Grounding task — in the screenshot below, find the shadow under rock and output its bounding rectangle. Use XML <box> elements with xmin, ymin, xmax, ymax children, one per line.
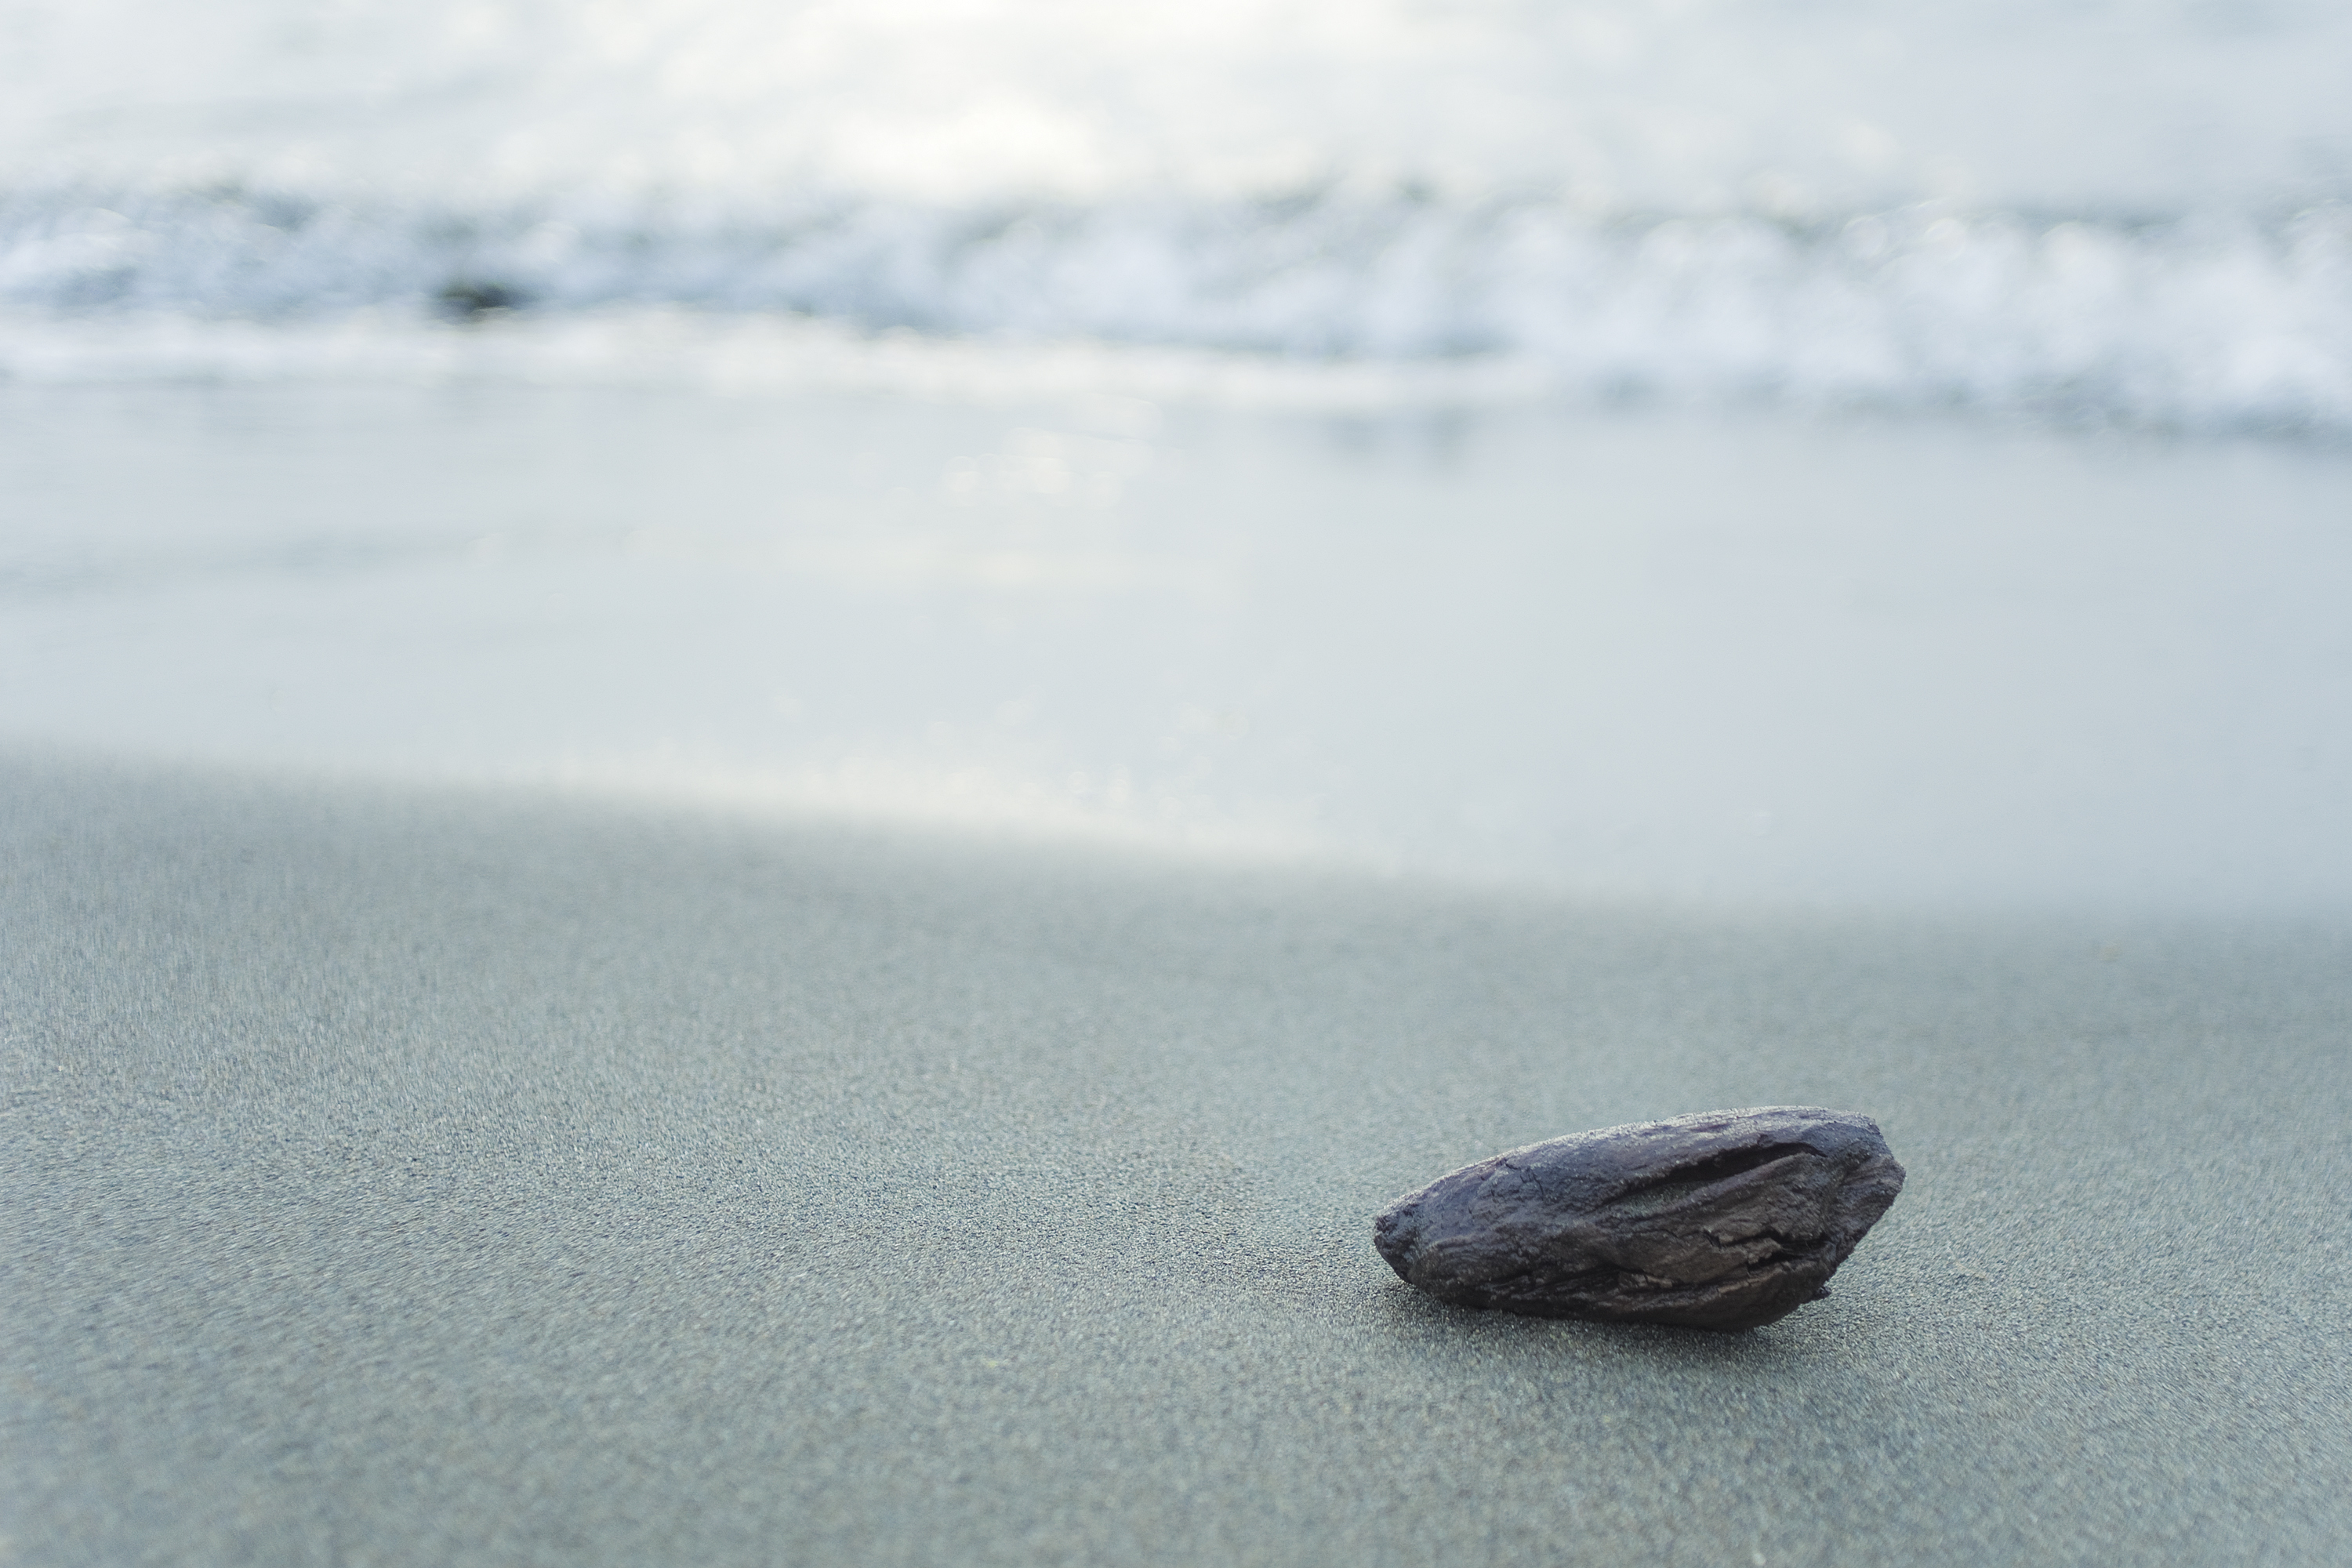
<box><xmin>1363</xmin><ymin>1275</ymin><xmax>1853</xmax><ymax>1370</ymax></box>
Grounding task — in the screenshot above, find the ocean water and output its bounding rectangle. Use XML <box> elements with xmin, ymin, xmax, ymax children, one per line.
<box><xmin>5</xmin><ymin>3</ymin><xmax>2352</xmax><ymax>909</ymax></box>
<box><xmin>5</xmin><ymin>0</ymin><xmax>2352</xmax><ymax>430</ymax></box>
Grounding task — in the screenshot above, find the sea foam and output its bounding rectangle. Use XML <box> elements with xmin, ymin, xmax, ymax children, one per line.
<box><xmin>5</xmin><ymin>0</ymin><xmax>2350</xmax><ymax>430</ymax></box>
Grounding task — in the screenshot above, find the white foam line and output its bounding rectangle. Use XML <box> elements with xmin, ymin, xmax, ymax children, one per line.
<box><xmin>0</xmin><ymin>307</ymin><xmax>1562</xmax><ymax>413</ymax></box>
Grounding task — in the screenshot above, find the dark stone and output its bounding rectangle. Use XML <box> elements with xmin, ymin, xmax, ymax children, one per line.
<box><xmin>437</xmin><ymin>281</ymin><xmax>529</xmax><ymax>318</ymax></box>
<box><xmin>1373</xmin><ymin>1106</ymin><xmax>1904</xmax><ymax>1331</ymax></box>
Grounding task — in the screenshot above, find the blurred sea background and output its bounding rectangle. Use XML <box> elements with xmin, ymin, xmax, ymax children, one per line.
<box><xmin>7</xmin><ymin>0</ymin><xmax>2352</xmax><ymax>419</ymax></box>
<box><xmin>5</xmin><ymin>0</ymin><xmax>2351</xmax><ymax>907</ymax></box>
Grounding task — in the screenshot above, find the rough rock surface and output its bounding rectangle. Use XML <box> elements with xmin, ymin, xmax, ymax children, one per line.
<box><xmin>1374</xmin><ymin>1106</ymin><xmax>1905</xmax><ymax>1330</ymax></box>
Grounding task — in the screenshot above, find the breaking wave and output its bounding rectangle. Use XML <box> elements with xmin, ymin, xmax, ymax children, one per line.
<box><xmin>7</xmin><ymin>186</ymin><xmax>2349</xmax><ymax>431</ymax></box>
<box><xmin>6</xmin><ymin>0</ymin><xmax>2351</xmax><ymax>429</ymax></box>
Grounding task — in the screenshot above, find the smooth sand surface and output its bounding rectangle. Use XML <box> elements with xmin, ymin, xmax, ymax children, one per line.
<box><xmin>13</xmin><ymin>383</ymin><xmax>2352</xmax><ymax>910</ymax></box>
<box><xmin>6</xmin><ymin>754</ymin><xmax>2349</xmax><ymax>1565</ymax></box>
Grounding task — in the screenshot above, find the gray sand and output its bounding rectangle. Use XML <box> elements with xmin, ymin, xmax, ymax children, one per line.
<box><xmin>5</xmin><ymin>754</ymin><xmax>2349</xmax><ymax>1566</ymax></box>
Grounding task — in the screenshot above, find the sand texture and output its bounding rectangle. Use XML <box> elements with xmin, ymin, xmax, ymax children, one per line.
<box><xmin>5</xmin><ymin>755</ymin><xmax>2349</xmax><ymax>1566</ymax></box>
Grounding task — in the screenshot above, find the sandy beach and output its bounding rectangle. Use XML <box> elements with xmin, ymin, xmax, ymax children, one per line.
<box><xmin>7</xmin><ymin>751</ymin><xmax>2347</xmax><ymax>1565</ymax></box>
<box><xmin>12</xmin><ymin>2</ymin><xmax>2352</xmax><ymax>1559</ymax></box>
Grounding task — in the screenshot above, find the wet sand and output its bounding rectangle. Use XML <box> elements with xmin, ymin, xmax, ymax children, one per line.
<box><xmin>5</xmin><ymin>753</ymin><xmax>2349</xmax><ymax>1565</ymax></box>
<box><xmin>11</xmin><ymin>381</ymin><xmax>2352</xmax><ymax>910</ymax></box>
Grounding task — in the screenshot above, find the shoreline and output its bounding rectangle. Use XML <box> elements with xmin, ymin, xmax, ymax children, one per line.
<box><xmin>11</xmin><ymin>384</ymin><xmax>2352</xmax><ymax>915</ymax></box>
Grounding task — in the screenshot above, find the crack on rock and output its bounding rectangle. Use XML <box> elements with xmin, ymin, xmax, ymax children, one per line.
<box><xmin>1613</xmin><ymin>1142</ymin><xmax>1823</xmax><ymax>1210</ymax></box>
<box><xmin>1730</xmin><ymin>1227</ymin><xmax>1821</xmax><ymax>1269</ymax></box>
